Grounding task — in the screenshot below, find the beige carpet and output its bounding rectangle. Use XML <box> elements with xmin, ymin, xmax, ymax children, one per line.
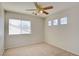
<box><xmin>4</xmin><ymin>43</ymin><xmax>76</xmax><ymax>56</ymax></box>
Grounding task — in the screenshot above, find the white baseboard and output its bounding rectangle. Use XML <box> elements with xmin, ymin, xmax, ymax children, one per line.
<box><xmin>45</xmin><ymin>41</ymin><xmax>78</xmax><ymax>56</ymax></box>
<box><xmin>5</xmin><ymin>41</ymin><xmax>44</xmax><ymax>50</ymax></box>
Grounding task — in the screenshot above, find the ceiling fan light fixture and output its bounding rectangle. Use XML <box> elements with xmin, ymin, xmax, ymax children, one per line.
<box><xmin>26</xmin><ymin>2</ymin><xmax>53</xmax><ymax>15</ymax></box>
<box><xmin>40</xmin><ymin>10</ymin><xmax>43</xmax><ymax>14</ymax></box>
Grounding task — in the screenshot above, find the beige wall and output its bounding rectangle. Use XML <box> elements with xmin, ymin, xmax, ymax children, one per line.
<box><xmin>45</xmin><ymin>7</ymin><xmax>79</xmax><ymax>55</ymax></box>
<box><xmin>0</xmin><ymin>3</ymin><xmax>4</xmax><ymax>55</ymax></box>
<box><xmin>5</xmin><ymin>11</ymin><xmax>44</xmax><ymax>49</ymax></box>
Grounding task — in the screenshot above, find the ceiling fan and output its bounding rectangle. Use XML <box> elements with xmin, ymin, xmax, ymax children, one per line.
<box><xmin>26</xmin><ymin>2</ymin><xmax>53</xmax><ymax>15</ymax></box>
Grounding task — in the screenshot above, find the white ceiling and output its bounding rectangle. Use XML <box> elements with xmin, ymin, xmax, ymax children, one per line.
<box><xmin>2</xmin><ymin>2</ymin><xmax>79</xmax><ymax>18</ymax></box>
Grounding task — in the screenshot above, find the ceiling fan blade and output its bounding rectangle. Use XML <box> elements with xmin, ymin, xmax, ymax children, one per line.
<box><xmin>34</xmin><ymin>2</ymin><xmax>39</xmax><ymax>8</ymax></box>
<box><xmin>43</xmin><ymin>6</ymin><xmax>53</xmax><ymax>10</ymax></box>
<box><xmin>26</xmin><ymin>9</ymin><xmax>36</xmax><ymax>11</ymax></box>
<box><xmin>43</xmin><ymin>11</ymin><xmax>49</xmax><ymax>15</ymax></box>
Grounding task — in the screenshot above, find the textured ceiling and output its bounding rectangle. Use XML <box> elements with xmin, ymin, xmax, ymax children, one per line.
<box><xmin>2</xmin><ymin>2</ymin><xmax>79</xmax><ymax>18</ymax></box>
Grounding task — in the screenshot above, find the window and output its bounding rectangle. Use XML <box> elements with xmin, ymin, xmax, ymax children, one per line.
<box><xmin>9</xmin><ymin>19</ymin><xmax>31</xmax><ymax>35</ymax></box>
<box><xmin>21</xmin><ymin>20</ymin><xmax>31</xmax><ymax>34</ymax></box>
<box><xmin>53</xmin><ymin>19</ymin><xmax>58</xmax><ymax>25</ymax></box>
<box><xmin>60</xmin><ymin>16</ymin><xmax>67</xmax><ymax>25</ymax></box>
<box><xmin>48</xmin><ymin>20</ymin><xmax>52</xmax><ymax>26</ymax></box>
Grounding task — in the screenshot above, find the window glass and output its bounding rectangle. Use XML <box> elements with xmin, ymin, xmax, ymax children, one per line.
<box><xmin>21</xmin><ymin>20</ymin><xmax>31</xmax><ymax>34</ymax></box>
<box><xmin>53</xmin><ymin>19</ymin><xmax>58</xmax><ymax>25</ymax></box>
<box><xmin>48</xmin><ymin>20</ymin><xmax>52</xmax><ymax>26</ymax></box>
<box><xmin>60</xmin><ymin>16</ymin><xmax>67</xmax><ymax>24</ymax></box>
<box><xmin>9</xmin><ymin>19</ymin><xmax>21</xmax><ymax>34</ymax></box>
<box><xmin>9</xmin><ymin>19</ymin><xmax>31</xmax><ymax>35</ymax></box>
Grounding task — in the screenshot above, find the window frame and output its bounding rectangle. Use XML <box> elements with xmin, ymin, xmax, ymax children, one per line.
<box><xmin>53</xmin><ymin>19</ymin><xmax>58</xmax><ymax>26</ymax></box>
<box><xmin>60</xmin><ymin>16</ymin><xmax>68</xmax><ymax>25</ymax></box>
<box><xmin>9</xmin><ymin>19</ymin><xmax>32</xmax><ymax>35</ymax></box>
<box><xmin>48</xmin><ymin>20</ymin><xmax>52</xmax><ymax>26</ymax></box>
